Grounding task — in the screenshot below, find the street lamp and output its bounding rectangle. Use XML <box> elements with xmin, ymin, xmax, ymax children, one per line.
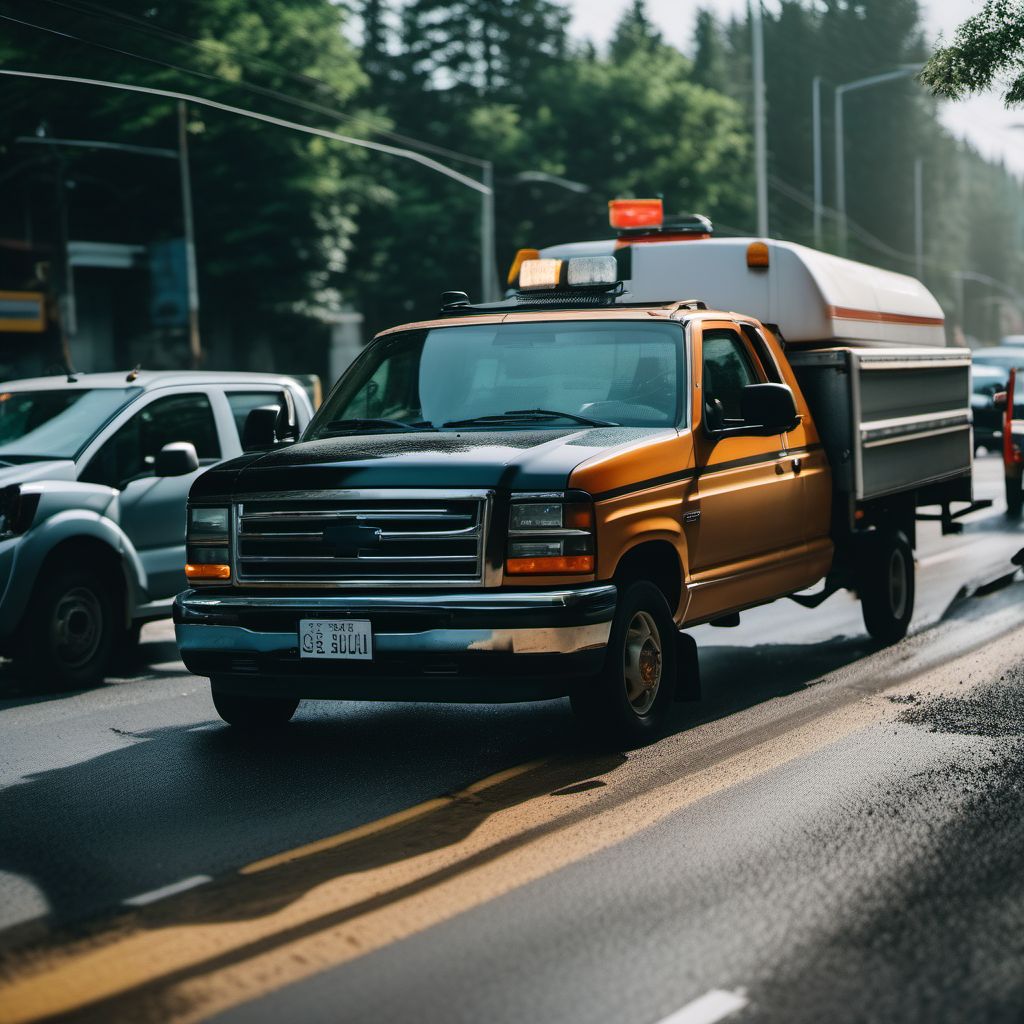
<box><xmin>512</xmin><ymin>170</ymin><xmax>590</xmax><ymax>194</ymax></box>
<box><xmin>0</xmin><ymin>69</ymin><xmax>502</xmax><ymax>305</ymax></box>
<box><xmin>833</xmin><ymin>65</ymin><xmax>923</xmax><ymax>255</ymax></box>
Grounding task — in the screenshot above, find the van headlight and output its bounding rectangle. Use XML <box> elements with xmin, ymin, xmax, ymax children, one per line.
<box><xmin>185</xmin><ymin>506</ymin><xmax>231</xmax><ymax>581</ymax></box>
<box><xmin>506</xmin><ymin>493</ymin><xmax>595</xmax><ymax>574</ymax></box>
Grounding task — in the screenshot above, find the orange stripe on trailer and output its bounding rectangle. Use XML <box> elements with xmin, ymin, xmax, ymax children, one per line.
<box><xmin>828</xmin><ymin>305</ymin><xmax>944</xmax><ymax>327</ymax></box>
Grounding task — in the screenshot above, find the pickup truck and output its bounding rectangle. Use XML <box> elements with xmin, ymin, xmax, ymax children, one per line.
<box><xmin>0</xmin><ymin>370</ymin><xmax>312</xmax><ymax>687</ymax></box>
<box><xmin>174</xmin><ymin>214</ymin><xmax>976</xmax><ymax>746</ymax></box>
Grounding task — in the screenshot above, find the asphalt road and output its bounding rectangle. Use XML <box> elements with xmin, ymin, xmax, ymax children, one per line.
<box><xmin>0</xmin><ymin>454</ymin><xmax>1022</xmax><ymax>1024</ymax></box>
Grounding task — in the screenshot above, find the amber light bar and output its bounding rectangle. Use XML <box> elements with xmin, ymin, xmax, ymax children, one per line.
<box><xmin>506</xmin><ymin>555</ymin><xmax>594</xmax><ymax>575</ymax></box>
<box><xmin>185</xmin><ymin>563</ymin><xmax>232</xmax><ymax>580</ymax></box>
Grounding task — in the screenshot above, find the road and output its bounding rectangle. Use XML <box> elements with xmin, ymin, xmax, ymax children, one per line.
<box><xmin>0</xmin><ymin>454</ymin><xmax>1021</xmax><ymax>1024</ymax></box>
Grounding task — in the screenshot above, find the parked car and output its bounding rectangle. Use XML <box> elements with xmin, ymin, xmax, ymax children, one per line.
<box><xmin>999</xmin><ymin>334</ymin><xmax>1024</xmax><ymax>346</ymax></box>
<box><xmin>0</xmin><ymin>371</ymin><xmax>313</xmax><ymax>687</ymax></box>
<box><xmin>971</xmin><ymin>363</ymin><xmax>1009</xmax><ymax>452</ymax></box>
<box><xmin>971</xmin><ymin>346</ymin><xmax>1024</xmax><ymax>374</ymax></box>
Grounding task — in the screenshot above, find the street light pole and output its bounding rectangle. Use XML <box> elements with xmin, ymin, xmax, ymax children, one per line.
<box><xmin>812</xmin><ymin>75</ymin><xmax>823</xmax><ymax>249</ymax></box>
<box><xmin>913</xmin><ymin>157</ymin><xmax>924</xmax><ymax>281</ymax></box>
<box><xmin>834</xmin><ymin>65</ymin><xmax>923</xmax><ymax>255</ymax></box>
<box><xmin>177</xmin><ymin>101</ymin><xmax>202</xmax><ymax>368</ymax></box>
<box><xmin>481</xmin><ymin>160</ymin><xmax>498</xmax><ymax>304</ymax></box>
<box><xmin>751</xmin><ymin>0</ymin><xmax>769</xmax><ymax>237</ymax></box>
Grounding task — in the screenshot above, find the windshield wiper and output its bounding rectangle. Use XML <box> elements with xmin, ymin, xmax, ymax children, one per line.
<box><xmin>321</xmin><ymin>418</ymin><xmax>435</xmax><ymax>435</ymax></box>
<box><xmin>443</xmin><ymin>408</ymin><xmax>618</xmax><ymax>428</ymax></box>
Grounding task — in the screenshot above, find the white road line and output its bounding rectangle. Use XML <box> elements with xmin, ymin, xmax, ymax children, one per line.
<box><xmin>655</xmin><ymin>989</ymin><xmax>749</xmax><ymax>1024</ymax></box>
<box><xmin>122</xmin><ymin>875</ymin><xmax>212</xmax><ymax>907</ymax></box>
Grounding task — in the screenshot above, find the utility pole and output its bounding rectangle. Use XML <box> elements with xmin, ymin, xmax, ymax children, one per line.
<box><xmin>177</xmin><ymin>101</ymin><xmax>202</xmax><ymax>368</ymax></box>
<box><xmin>480</xmin><ymin>161</ymin><xmax>498</xmax><ymax>303</ymax></box>
<box><xmin>751</xmin><ymin>0</ymin><xmax>769</xmax><ymax>237</ymax></box>
<box><xmin>913</xmin><ymin>157</ymin><xmax>924</xmax><ymax>282</ymax></box>
<box><xmin>812</xmin><ymin>75</ymin><xmax>823</xmax><ymax>249</ymax></box>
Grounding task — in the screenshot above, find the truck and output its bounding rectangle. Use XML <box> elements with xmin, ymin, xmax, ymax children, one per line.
<box><xmin>174</xmin><ymin>202</ymin><xmax>978</xmax><ymax>746</ymax></box>
<box><xmin>0</xmin><ymin>371</ymin><xmax>313</xmax><ymax>687</ymax></box>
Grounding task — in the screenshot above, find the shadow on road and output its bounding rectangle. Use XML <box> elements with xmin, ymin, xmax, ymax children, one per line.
<box><xmin>0</xmin><ymin>636</ymin><xmax>187</xmax><ymax>709</ymax></box>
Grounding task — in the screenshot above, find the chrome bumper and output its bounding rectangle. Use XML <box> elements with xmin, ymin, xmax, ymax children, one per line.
<box><xmin>174</xmin><ymin>585</ymin><xmax>616</xmax><ymax>660</ymax></box>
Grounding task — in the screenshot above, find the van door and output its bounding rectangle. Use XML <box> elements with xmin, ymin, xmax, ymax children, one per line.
<box><xmin>683</xmin><ymin>321</ymin><xmax>808</xmax><ymax>620</ymax></box>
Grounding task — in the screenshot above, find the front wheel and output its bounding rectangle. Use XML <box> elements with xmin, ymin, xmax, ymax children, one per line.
<box><xmin>571</xmin><ymin>581</ymin><xmax>677</xmax><ymax>749</ymax></box>
<box><xmin>16</xmin><ymin>568</ymin><xmax>116</xmax><ymax>688</ymax></box>
<box><xmin>1006</xmin><ymin>472</ymin><xmax>1023</xmax><ymax>518</ymax></box>
<box><xmin>859</xmin><ymin>529</ymin><xmax>914</xmax><ymax>645</ymax></box>
<box><xmin>211</xmin><ymin>687</ymin><xmax>299</xmax><ymax>729</ymax></box>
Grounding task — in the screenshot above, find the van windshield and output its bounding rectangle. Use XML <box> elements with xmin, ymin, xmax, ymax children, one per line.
<box><xmin>307</xmin><ymin>320</ymin><xmax>684</xmax><ymax>437</ymax></box>
<box><xmin>0</xmin><ymin>388</ymin><xmax>141</xmax><ymax>461</ymax></box>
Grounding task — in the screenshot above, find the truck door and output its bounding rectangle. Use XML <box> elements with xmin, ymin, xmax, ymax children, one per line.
<box><xmin>81</xmin><ymin>392</ymin><xmax>221</xmax><ymax>601</ymax></box>
<box><xmin>684</xmin><ymin>321</ymin><xmax>808</xmax><ymax>620</ymax></box>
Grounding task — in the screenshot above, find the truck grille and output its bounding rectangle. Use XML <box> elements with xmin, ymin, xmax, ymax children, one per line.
<box><xmin>234</xmin><ymin>491</ymin><xmax>490</xmax><ymax>586</ymax></box>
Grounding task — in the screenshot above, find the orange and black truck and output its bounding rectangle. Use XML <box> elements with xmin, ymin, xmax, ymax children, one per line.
<box><xmin>174</xmin><ymin>203</ymin><xmax>978</xmax><ymax>746</ymax></box>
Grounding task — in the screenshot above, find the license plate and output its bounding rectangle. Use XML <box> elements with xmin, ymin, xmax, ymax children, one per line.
<box><xmin>299</xmin><ymin>619</ymin><xmax>373</xmax><ymax>660</ymax></box>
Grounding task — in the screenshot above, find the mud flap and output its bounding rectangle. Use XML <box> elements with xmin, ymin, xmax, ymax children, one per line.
<box><xmin>674</xmin><ymin>631</ymin><xmax>701</xmax><ymax>701</ymax></box>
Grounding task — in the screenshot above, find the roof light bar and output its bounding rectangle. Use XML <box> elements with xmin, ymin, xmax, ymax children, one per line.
<box><xmin>566</xmin><ymin>255</ymin><xmax>617</xmax><ymax>288</ymax></box>
<box><xmin>518</xmin><ymin>258</ymin><xmax>564</xmax><ymax>291</ymax></box>
<box><xmin>609</xmin><ymin>198</ymin><xmax>663</xmax><ymax>230</ymax></box>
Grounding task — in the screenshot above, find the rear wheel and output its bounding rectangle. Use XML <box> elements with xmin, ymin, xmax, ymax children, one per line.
<box><xmin>571</xmin><ymin>581</ymin><xmax>677</xmax><ymax>748</ymax></box>
<box><xmin>1006</xmin><ymin>471</ymin><xmax>1022</xmax><ymax>518</ymax></box>
<box><xmin>859</xmin><ymin>529</ymin><xmax>914</xmax><ymax>645</ymax></box>
<box><xmin>16</xmin><ymin>567</ymin><xmax>116</xmax><ymax>688</ymax></box>
<box><xmin>211</xmin><ymin>687</ymin><xmax>299</xmax><ymax>729</ymax></box>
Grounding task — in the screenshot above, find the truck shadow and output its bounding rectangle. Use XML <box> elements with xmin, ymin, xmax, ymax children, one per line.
<box><xmin>0</xmin><ymin>635</ymin><xmax>187</xmax><ymax>708</ymax></box>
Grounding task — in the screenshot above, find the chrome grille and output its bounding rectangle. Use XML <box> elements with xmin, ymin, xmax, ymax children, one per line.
<box><xmin>234</xmin><ymin>491</ymin><xmax>489</xmax><ymax>586</ymax></box>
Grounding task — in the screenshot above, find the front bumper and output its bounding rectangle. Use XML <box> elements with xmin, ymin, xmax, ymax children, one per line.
<box><xmin>173</xmin><ymin>585</ymin><xmax>616</xmax><ymax>702</ymax></box>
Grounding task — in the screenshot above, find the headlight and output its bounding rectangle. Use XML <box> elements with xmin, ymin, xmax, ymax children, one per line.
<box><xmin>185</xmin><ymin>505</ymin><xmax>231</xmax><ymax>581</ymax></box>
<box><xmin>506</xmin><ymin>493</ymin><xmax>595</xmax><ymax>575</ymax></box>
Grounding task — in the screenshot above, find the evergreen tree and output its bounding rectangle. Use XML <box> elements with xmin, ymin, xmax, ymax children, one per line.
<box><xmin>610</xmin><ymin>0</ymin><xmax>664</xmax><ymax>63</ymax></box>
<box><xmin>692</xmin><ymin>10</ymin><xmax>729</xmax><ymax>94</ymax></box>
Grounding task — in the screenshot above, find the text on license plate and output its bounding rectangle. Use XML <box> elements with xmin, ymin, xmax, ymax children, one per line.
<box><xmin>299</xmin><ymin>619</ymin><xmax>373</xmax><ymax>660</ymax></box>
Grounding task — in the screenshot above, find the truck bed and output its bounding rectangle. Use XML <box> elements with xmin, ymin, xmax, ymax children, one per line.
<box><xmin>787</xmin><ymin>346</ymin><xmax>973</xmax><ymax>503</ymax></box>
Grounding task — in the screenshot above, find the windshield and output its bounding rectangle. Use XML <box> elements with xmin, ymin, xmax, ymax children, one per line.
<box><xmin>972</xmin><ymin>351</ymin><xmax>1024</xmax><ymax>373</ymax></box>
<box><xmin>0</xmin><ymin>387</ymin><xmax>142</xmax><ymax>461</ymax></box>
<box><xmin>306</xmin><ymin>320</ymin><xmax>684</xmax><ymax>438</ymax></box>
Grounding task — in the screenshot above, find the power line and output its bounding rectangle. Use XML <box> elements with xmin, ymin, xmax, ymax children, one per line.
<box><xmin>0</xmin><ymin>68</ymin><xmax>491</xmax><ymax>195</ymax></box>
<box><xmin>28</xmin><ymin>0</ymin><xmax>492</xmax><ymax>169</ymax></box>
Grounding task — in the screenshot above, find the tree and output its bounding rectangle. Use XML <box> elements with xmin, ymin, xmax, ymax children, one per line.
<box><xmin>921</xmin><ymin>0</ymin><xmax>1024</xmax><ymax>106</ymax></box>
<box><xmin>610</xmin><ymin>1</ymin><xmax>664</xmax><ymax>64</ymax></box>
<box><xmin>692</xmin><ymin>9</ymin><xmax>729</xmax><ymax>94</ymax></box>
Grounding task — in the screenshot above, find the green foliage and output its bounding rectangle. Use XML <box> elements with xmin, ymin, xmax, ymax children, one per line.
<box><xmin>921</xmin><ymin>0</ymin><xmax>1024</xmax><ymax>106</ymax></box>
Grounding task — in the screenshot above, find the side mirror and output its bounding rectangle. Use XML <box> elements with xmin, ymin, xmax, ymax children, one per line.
<box><xmin>242</xmin><ymin>405</ymin><xmax>284</xmax><ymax>451</ymax></box>
<box><xmin>740</xmin><ymin>383</ymin><xmax>800</xmax><ymax>434</ymax></box>
<box><xmin>154</xmin><ymin>441</ymin><xmax>199</xmax><ymax>477</ymax></box>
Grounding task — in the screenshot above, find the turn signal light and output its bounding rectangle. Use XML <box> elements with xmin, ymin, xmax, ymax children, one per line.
<box><xmin>506</xmin><ymin>555</ymin><xmax>594</xmax><ymax>575</ymax></box>
<box><xmin>746</xmin><ymin>241</ymin><xmax>770</xmax><ymax>268</ymax></box>
<box><xmin>185</xmin><ymin>563</ymin><xmax>231</xmax><ymax>580</ymax></box>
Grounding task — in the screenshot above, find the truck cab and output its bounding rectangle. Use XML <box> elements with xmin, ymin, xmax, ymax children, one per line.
<box><xmin>175</xmin><ymin>218</ymin><xmax>974</xmax><ymax>746</ymax></box>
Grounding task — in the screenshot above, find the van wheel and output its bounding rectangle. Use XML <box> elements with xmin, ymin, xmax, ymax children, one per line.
<box><xmin>571</xmin><ymin>581</ymin><xmax>676</xmax><ymax>748</ymax></box>
<box><xmin>1006</xmin><ymin>472</ymin><xmax>1022</xmax><ymax>518</ymax></box>
<box><xmin>17</xmin><ymin>568</ymin><xmax>116</xmax><ymax>689</ymax></box>
<box><xmin>859</xmin><ymin>529</ymin><xmax>914</xmax><ymax>645</ymax></box>
<box><xmin>212</xmin><ymin>687</ymin><xmax>299</xmax><ymax>729</ymax></box>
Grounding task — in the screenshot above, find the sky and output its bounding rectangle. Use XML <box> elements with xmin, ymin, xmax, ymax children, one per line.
<box><xmin>565</xmin><ymin>0</ymin><xmax>1024</xmax><ymax>175</ymax></box>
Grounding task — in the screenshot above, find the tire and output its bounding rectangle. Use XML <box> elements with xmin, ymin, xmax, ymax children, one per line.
<box><xmin>212</xmin><ymin>687</ymin><xmax>299</xmax><ymax>729</ymax></box>
<box><xmin>571</xmin><ymin>581</ymin><xmax>677</xmax><ymax>748</ymax></box>
<box><xmin>16</xmin><ymin>567</ymin><xmax>116</xmax><ymax>689</ymax></box>
<box><xmin>859</xmin><ymin>529</ymin><xmax>914</xmax><ymax>645</ymax></box>
<box><xmin>1006</xmin><ymin>473</ymin><xmax>1023</xmax><ymax>519</ymax></box>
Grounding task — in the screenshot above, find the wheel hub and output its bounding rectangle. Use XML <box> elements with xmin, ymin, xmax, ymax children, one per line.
<box><xmin>623</xmin><ymin>610</ymin><xmax>663</xmax><ymax>716</ymax></box>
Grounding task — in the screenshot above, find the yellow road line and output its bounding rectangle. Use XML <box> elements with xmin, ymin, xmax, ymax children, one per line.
<box><xmin>241</xmin><ymin>759</ymin><xmax>546</xmax><ymax>875</ymax></box>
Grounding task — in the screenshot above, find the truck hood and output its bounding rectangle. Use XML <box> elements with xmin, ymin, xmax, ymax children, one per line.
<box><xmin>191</xmin><ymin>427</ymin><xmax>676</xmax><ymax>498</ymax></box>
<box><xmin>0</xmin><ymin>459</ymin><xmax>78</xmax><ymax>488</ymax></box>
